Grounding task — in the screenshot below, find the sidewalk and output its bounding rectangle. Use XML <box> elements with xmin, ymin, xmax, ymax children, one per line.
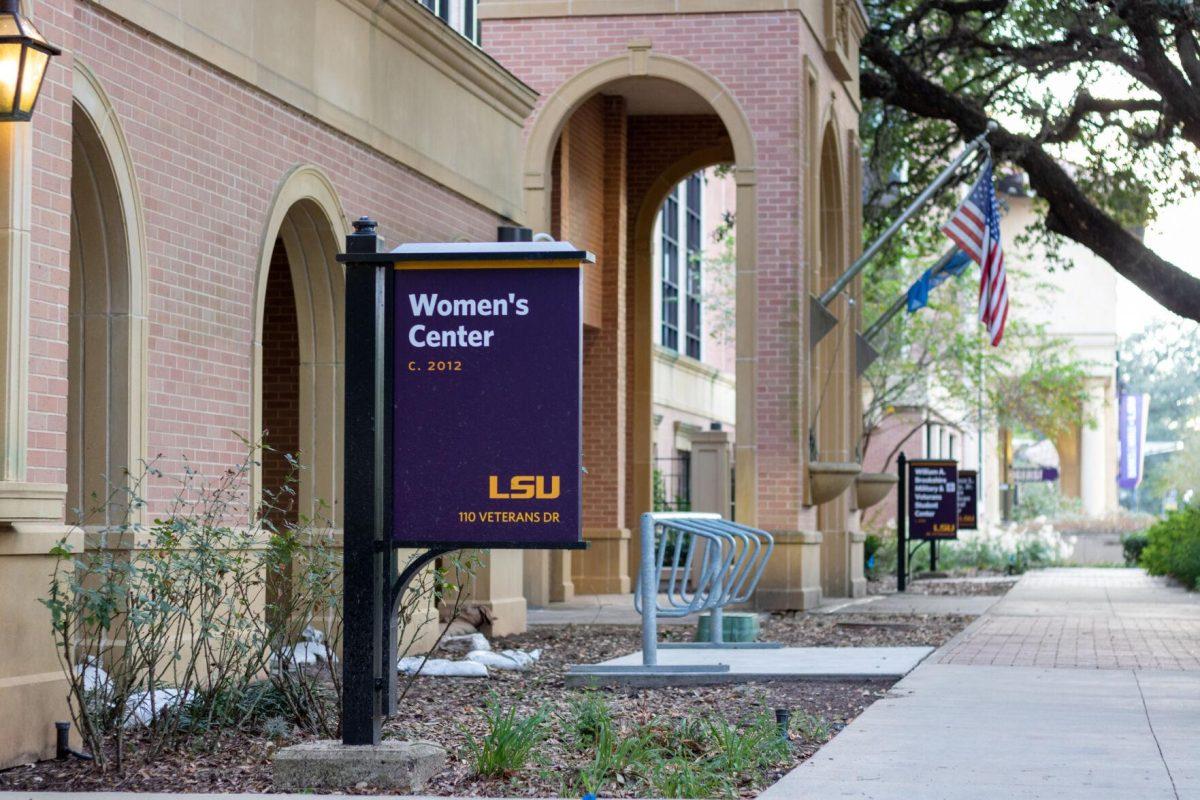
<box><xmin>761</xmin><ymin>568</ymin><xmax>1200</xmax><ymax>799</ymax></box>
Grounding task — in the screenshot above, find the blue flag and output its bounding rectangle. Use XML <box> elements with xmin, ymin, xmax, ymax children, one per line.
<box><xmin>906</xmin><ymin>249</ymin><xmax>971</xmax><ymax>313</ymax></box>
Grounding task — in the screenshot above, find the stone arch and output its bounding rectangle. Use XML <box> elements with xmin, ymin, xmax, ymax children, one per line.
<box><xmin>251</xmin><ymin>165</ymin><xmax>347</xmax><ymax>523</ymax></box>
<box><xmin>67</xmin><ymin>62</ymin><xmax>149</xmax><ymax>527</ymax></box>
<box><xmin>812</xmin><ymin>118</ymin><xmax>850</xmax><ymax>461</ymax></box>
<box><xmin>630</xmin><ymin>145</ymin><xmax>734</xmax><ymax>522</ymax></box>
<box><xmin>524</xmin><ymin>51</ymin><xmax>760</xmax><ymax>526</ymax></box>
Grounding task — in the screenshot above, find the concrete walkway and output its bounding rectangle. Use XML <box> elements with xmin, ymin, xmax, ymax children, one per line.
<box><xmin>762</xmin><ymin>568</ymin><xmax>1200</xmax><ymax>799</ymax></box>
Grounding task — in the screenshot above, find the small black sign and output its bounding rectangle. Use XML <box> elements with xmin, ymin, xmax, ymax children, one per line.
<box><xmin>957</xmin><ymin>470</ymin><xmax>978</xmax><ymax>530</ymax></box>
<box><xmin>908</xmin><ymin>459</ymin><xmax>958</xmax><ymax>540</ymax></box>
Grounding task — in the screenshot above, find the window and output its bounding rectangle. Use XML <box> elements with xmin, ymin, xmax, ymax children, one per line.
<box><xmin>684</xmin><ymin>174</ymin><xmax>703</xmax><ymax>359</ymax></box>
<box><xmin>660</xmin><ymin>187</ymin><xmax>680</xmax><ymax>352</ymax></box>
<box><xmin>657</xmin><ymin>172</ymin><xmax>706</xmax><ymax>357</ymax></box>
<box><xmin>416</xmin><ymin>0</ymin><xmax>480</xmax><ymax>46</ymax></box>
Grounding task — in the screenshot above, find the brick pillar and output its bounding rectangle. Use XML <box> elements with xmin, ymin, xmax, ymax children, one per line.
<box><xmin>573</xmin><ymin>95</ymin><xmax>630</xmax><ymax>594</ymax></box>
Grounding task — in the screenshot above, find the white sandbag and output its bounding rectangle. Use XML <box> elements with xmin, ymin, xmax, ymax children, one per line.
<box><xmin>466</xmin><ymin>648</ymin><xmax>541</xmax><ymax>671</ymax></box>
<box><xmin>74</xmin><ymin>659</ymin><xmax>111</xmax><ymax>694</ymax></box>
<box><xmin>442</xmin><ymin>632</ymin><xmax>491</xmax><ymax>653</ymax></box>
<box><xmin>124</xmin><ymin>687</ymin><xmax>191</xmax><ymax>728</ymax></box>
<box><xmin>300</xmin><ymin>625</ymin><xmax>326</xmax><ymax>644</ymax></box>
<box><xmin>279</xmin><ymin>640</ymin><xmax>335</xmax><ymax>666</ymax></box>
<box><xmin>397</xmin><ymin>656</ymin><xmax>488</xmax><ymax>678</ymax></box>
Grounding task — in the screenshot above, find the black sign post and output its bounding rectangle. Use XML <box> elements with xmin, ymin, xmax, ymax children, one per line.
<box><xmin>338</xmin><ymin>221</ymin><xmax>592</xmax><ymax>746</ymax></box>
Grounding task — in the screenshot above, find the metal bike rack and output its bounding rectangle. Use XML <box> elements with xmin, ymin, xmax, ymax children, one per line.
<box><xmin>568</xmin><ymin>511</ymin><xmax>779</xmax><ymax>682</ymax></box>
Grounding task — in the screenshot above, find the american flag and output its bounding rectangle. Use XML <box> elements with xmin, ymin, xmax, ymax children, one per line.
<box><xmin>942</xmin><ymin>160</ymin><xmax>1008</xmax><ymax>346</ymax></box>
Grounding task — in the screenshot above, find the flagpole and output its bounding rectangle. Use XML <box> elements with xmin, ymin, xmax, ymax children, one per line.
<box><xmin>862</xmin><ymin>247</ymin><xmax>961</xmax><ymax>342</ymax></box>
<box><xmin>818</xmin><ymin>122</ymin><xmax>997</xmax><ymax>306</ymax></box>
<box><xmin>977</xmin><ymin>329</ymin><xmax>985</xmax><ymax>525</ymax></box>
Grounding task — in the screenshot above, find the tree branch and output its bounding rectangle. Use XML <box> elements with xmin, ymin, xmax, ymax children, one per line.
<box><xmin>862</xmin><ymin>35</ymin><xmax>1200</xmax><ymax>323</ymax></box>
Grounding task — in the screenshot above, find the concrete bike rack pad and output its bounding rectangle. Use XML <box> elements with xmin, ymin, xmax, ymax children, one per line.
<box><xmin>566</xmin><ymin>645</ymin><xmax>934</xmax><ymax>688</ymax></box>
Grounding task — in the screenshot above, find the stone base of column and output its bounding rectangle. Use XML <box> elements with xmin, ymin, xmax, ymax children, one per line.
<box><xmin>549</xmin><ymin>549</ymin><xmax>575</xmax><ymax>602</ymax></box>
<box><xmin>519</xmin><ymin>549</ymin><xmax>575</xmax><ymax>607</ymax></box>
<box><xmin>466</xmin><ymin>549</ymin><xmax>527</xmax><ymax>636</ymax></box>
<box><xmin>573</xmin><ymin>528</ymin><xmax>631</xmax><ymax>595</ymax></box>
<box><xmin>821</xmin><ymin>529</ymin><xmax>867</xmax><ymax>599</ymax></box>
<box><xmin>0</xmin><ymin>521</ymin><xmax>81</xmax><ymax>770</ymax></box>
<box><xmin>753</xmin><ymin>530</ymin><xmax>823</xmax><ymax>611</ymax></box>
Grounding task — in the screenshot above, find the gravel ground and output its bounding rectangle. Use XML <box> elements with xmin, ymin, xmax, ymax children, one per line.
<box><xmin>0</xmin><ymin>615</ymin><xmax>978</xmax><ymax>797</ymax></box>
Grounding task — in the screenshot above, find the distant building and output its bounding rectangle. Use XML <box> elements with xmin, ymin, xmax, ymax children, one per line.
<box><xmin>860</xmin><ymin>175</ymin><xmax>1120</xmax><ymax>529</ymax></box>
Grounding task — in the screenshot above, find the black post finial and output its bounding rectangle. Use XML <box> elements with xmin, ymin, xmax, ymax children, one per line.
<box><xmin>347</xmin><ymin>216</ymin><xmax>381</xmax><ymax>256</ymax></box>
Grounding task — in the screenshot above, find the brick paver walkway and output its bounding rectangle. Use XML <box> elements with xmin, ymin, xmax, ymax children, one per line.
<box><xmin>937</xmin><ymin>568</ymin><xmax>1200</xmax><ymax>670</ymax></box>
<box><xmin>762</xmin><ymin>568</ymin><xmax>1200</xmax><ymax>799</ymax></box>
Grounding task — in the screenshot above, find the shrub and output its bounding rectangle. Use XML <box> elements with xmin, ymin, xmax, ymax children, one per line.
<box><xmin>467</xmin><ymin>696</ymin><xmax>548</xmax><ymax>777</ymax></box>
<box><xmin>40</xmin><ymin>441</ymin><xmax>477</xmax><ymax>767</ymax></box>
<box><xmin>1140</xmin><ymin>506</ymin><xmax>1200</xmax><ymax>589</ymax></box>
<box><xmin>1122</xmin><ymin>532</ymin><xmax>1150</xmax><ymax>566</ymax></box>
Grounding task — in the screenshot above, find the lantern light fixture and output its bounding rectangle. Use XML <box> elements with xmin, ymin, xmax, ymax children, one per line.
<box><xmin>0</xmin><ymin>0</ymin><xmax>60</xmax><ymax>122</ymax></box>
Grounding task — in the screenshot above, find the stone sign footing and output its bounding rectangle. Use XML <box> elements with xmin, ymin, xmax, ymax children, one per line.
<box><xmin>272</xmin><ymin>739</ymin><xmax>445</xmax><ymax>791</ymax></box>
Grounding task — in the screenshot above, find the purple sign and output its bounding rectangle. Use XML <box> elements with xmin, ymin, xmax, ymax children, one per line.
<box><xmin>1118</xmin><ymin>393</ymin><xmax>1150</xmax><ymax>491</ymax></box>
<box><xmin>391</xmin><ymin>263</ymin><xmax>582</xmax><ymax>548</ymax></box>
<box><xmin>908</xmin><ymin>459</ymin><xmax>959</xmax><ymax>540</ymax></box>
<box><xmin>957</xmin><ymin>470</ymin><xmax>978</xmax><ymax>530</ymax></box>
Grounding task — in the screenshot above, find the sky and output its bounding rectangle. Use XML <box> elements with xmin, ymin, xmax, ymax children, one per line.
<box><xmin>1117</xmin><ymin>197</ymin><xmax>1199</xmax><ymax>498</ymax></box>
<box><xmin>1116</xmin><ymin>194</ymin><xmax>1200</xmax><ymax>339</ymax></box>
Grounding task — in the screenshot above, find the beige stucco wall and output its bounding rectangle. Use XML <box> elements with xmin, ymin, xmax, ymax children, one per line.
<box><xmin>92</xmin><ymin>0</ymin><xmax>536</xmax><ymax>220</ymax></box>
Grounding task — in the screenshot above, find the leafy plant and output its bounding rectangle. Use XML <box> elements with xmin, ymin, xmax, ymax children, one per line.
<box><xmin>1123</xmin><ymin>533</ymin><xmax>1150</xmax><ymax>567</ymax></box>
<box><xmin>467</xmin><ymin>696</ymin><xmax>548</xmax><ymax>778</ymax></box>
<box><xmin>1140</xmin><ymin>506</ymin><xmax>1200</xmax><ymax>589</ymax></box>
<box><xmin>792</xmin><ymin>712</ymin><xmax>831</xmax><ymax>744</ymax></box>
<box><xmin>40</xmin><ymin>440</ymin><xmax>477</xmax><ymax>768</ymax></box>
<box><xmin>565</xmin><ymin>692</ymin><xmax>613</xmax><ymax>750</ymax></box>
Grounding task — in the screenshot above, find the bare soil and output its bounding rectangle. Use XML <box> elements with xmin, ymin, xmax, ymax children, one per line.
<box><xmin>0</xmin><ymin>615</ymin><xmax>978</xmax><ymax>797</ymax></box>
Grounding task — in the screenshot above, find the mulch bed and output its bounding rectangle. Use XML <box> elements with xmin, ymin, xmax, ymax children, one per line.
<box><xmin>867</xmin><ymin>573</ymin><xmax>1018</xmax><ymax>597</ymax></box>
<box><xmin>0</xmin><ymin>616</ymin><xmax>978</xmax><ymax>797</ymax></box>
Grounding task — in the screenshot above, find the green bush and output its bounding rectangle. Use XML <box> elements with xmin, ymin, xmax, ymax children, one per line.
<box><xmin>1122</xmin><ymin>532</ymin><xmax>1150</xmax><ymax>566</ymax></box>
<box><xmin>1140</xmin><ymin>506</ymin><xmax>1200</xmax><ymax>589</ymax></box>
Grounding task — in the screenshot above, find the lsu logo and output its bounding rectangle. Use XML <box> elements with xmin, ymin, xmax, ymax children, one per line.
<box><xmin>489</xmin><ymin>475</ymin><xmax>561</xmax><ymax>500</ymax></box>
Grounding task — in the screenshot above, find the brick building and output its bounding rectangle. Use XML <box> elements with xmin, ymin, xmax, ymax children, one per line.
<box><xmin>0</xmin><ymin>0</ymin><xmax>870</xmax><ymax>766</ymax></box>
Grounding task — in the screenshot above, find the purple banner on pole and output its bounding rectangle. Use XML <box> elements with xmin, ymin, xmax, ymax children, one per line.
<box><xmin>1118</xmin><ymin>393</ymin><xmax>1150</xmax><ymax>491</ymax></box>
<box><xmin>392</xmin><ymin>265</ymin><xmax>582</xmax><ymax>548</ymax></box>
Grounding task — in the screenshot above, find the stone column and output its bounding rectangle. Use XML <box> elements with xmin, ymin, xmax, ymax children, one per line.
<box><xmin>0</xmin><ymin>118</ymin><xmax>76</xmax><ymax>770</ymax></box>
<box><xmin>1079</xmin><ymin>378</ymin><xmax>1108</xmax><ymax>517</ymax></box>
<box><xmin>573</xmin><ymin>95</ymin><xmax>630</xmax><ymax>596</ymax></box>
<box><xmin>466</xmin><ymin>550</ymin><xmax>527</xmax><ymax>636</ymax></box>
<box><xmin>689</xmin><ymin>427</ymin><xmax>731</xmax><ymax>516</ymax></box>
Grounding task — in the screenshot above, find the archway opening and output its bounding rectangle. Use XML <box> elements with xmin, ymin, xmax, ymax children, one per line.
<box><xmin>67</xmin><ymin>101</ymin><xmax>135</xmax><ymax>527</ymax></box>
<box><xmin>253</xmin><ymin>194</ymin><xmax>345</xmax><ymax>527</ymax></box>
<box><xmin>522</xmin><ymin>69</ymin><xmax>746</xmax><ymax>604</ymax></box>
<box><xmin>260</xmin><ymin>239</ymin><xmax>301</xmax><ymax>524</ymax></box>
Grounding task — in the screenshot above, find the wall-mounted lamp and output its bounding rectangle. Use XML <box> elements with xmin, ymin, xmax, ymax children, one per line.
<box><xmin>0</xmin><ymin>0</ymin><xmax>60</xmax><ymax>121</ymax></box>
